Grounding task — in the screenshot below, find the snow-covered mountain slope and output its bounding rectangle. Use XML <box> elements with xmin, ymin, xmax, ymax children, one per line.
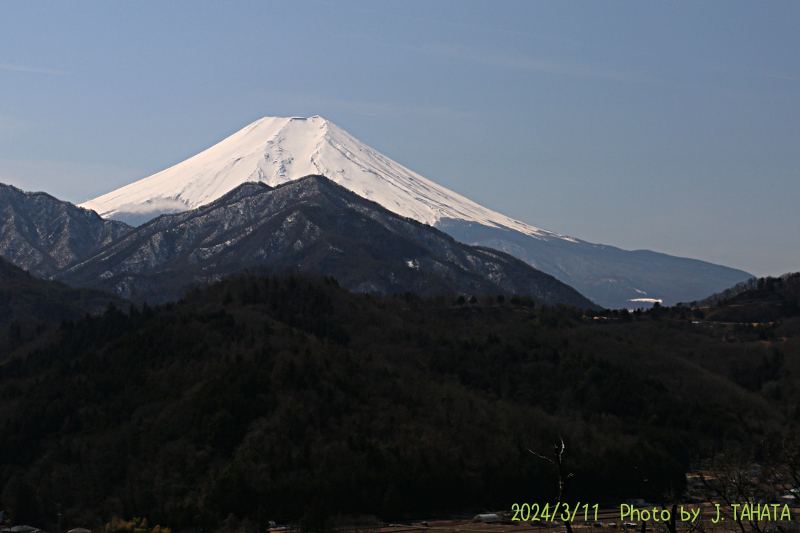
<box><xmin>81</xmin><ymin>116</ymin><xmax>571</xmax><ymax>242</ymax></box>
<box><xmin>81</xmin><ymin>116</ymin><xmax>752</xmax><ymax>309</ymax></box>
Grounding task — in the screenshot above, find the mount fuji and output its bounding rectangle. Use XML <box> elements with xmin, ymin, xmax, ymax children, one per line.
<box><xmin>81</xmin><ymin>116</ymin><xmax>752</xmax><ymax>308</ymax></box>
<box><xmin>81</xmin><ymin>116</ymin><xmax>558</xmax><ymax>239</ymax></box>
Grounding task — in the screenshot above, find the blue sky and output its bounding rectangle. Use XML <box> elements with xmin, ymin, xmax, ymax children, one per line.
<box><xmin>1</xmin><ymin>1</ymin><xmax>798</xmax><ymax>277</ymax></box>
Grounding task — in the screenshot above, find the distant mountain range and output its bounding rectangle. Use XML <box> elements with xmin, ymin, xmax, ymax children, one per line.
<box><xmin>1</xmin><ymin>176</ymin><xmax>596</xmax><ymax>308</ymax></box>
<box><xmin>80</xmin><ymin>116</ymin><xmax>752</xmax><ymax>308</ymax></box>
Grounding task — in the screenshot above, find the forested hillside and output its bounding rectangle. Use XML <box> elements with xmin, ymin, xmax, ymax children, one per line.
<box><xmin>693</xmin><ymin>272</ymin><xmax>800</xmax><ymax>323</ymax></box>
<box><xmin>0</xmin><ymin>257</ymin><xmax>126</xmax><ymax>359</ymax></box>
<box><xmin>1</xmin><ymin>271</ymin><xmax>798</xmax><ymax>532</ymax></box>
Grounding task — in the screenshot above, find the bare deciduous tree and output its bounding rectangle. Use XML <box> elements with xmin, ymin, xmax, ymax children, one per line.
<box><xmin>529</xmin><ymin>436</ymin><xmax>575</xmax><ymax>533</ymax></box>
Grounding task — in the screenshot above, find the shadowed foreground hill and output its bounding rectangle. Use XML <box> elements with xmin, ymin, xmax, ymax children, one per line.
<box><xmin>694</xmin><ymin>271</ymin><xmax>800</xmax><ymax>323</ymax></box>
<box><xmin>0</xmin><ymin>272</ymin><xmax>798</xmax><ymax>531</ymax></box>
<box><xmin>0</xmin><ymin>256</ymin><xmax>126</xmax><ymax>358</ymax></box>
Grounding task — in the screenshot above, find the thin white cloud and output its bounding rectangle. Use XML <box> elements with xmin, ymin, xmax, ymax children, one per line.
<box><xmin>327</xmin><ymin>1</ymin><xmax>581</xmax><ymax>47</ymax></box>
<box><xmin>411</xmin><ymin>43</ymin><xmax>661</xmax><ymax>85</ymax></box>
<box><xmin>112</xmin><ymin>198</ymin><xmax>190</xmax><ymax>215</ymax></box>
<box><xmin>760</xmin><ymin>72</ymin><xmax>800</xmax><ymax>83</ymax></box>
<box><xmin>0</xmin><ymin>62</ymin><xmax>66</xmax><ymax>75</ymax></box>
<box><xmin>706</xmin><ymin>64</ymin><xmax>800</xmax><ymax>84</ymax></box>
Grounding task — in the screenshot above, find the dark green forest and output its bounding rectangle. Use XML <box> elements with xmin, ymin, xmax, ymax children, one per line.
<box><xmin>1</xmin><ymin>271</ymin><xmax>799</xmax><ymax>532</ymax></box>
<box><xmin>0</xmin><ymin>258</ymin><xmax>127</xmax><ymax>360</ymax></box>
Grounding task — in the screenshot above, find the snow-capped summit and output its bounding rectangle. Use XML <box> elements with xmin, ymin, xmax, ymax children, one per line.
<box><xmin>81</xmin><ymin>116</ymin><xmax>570</xmax><ymax>241</ymax></box>
<box><xmin>80</xmin><ymin>115</ymin><xmax>753</xmax><ymax>309</ymax></box>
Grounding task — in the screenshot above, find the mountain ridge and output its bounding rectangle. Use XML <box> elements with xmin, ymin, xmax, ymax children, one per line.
<box><xmin>61</xmin><ymin>175</ymin><xmax>598</xmax><ymax>307</ymax></box>
<box><xmin>79</xmin><ymin>115</ymin><xmax>752</xmax><ymax>309</ymax></box>
<box><xmin>0</xmin><ymin>182</ymin><xmax>131</xmax><ymax>277</ymax></box>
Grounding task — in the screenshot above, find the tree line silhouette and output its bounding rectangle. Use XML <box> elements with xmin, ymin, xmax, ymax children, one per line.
<box><xmin>1</xmin><ymin>270</ymin><xmax>799</xmax><ymax>532</ymax></box>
